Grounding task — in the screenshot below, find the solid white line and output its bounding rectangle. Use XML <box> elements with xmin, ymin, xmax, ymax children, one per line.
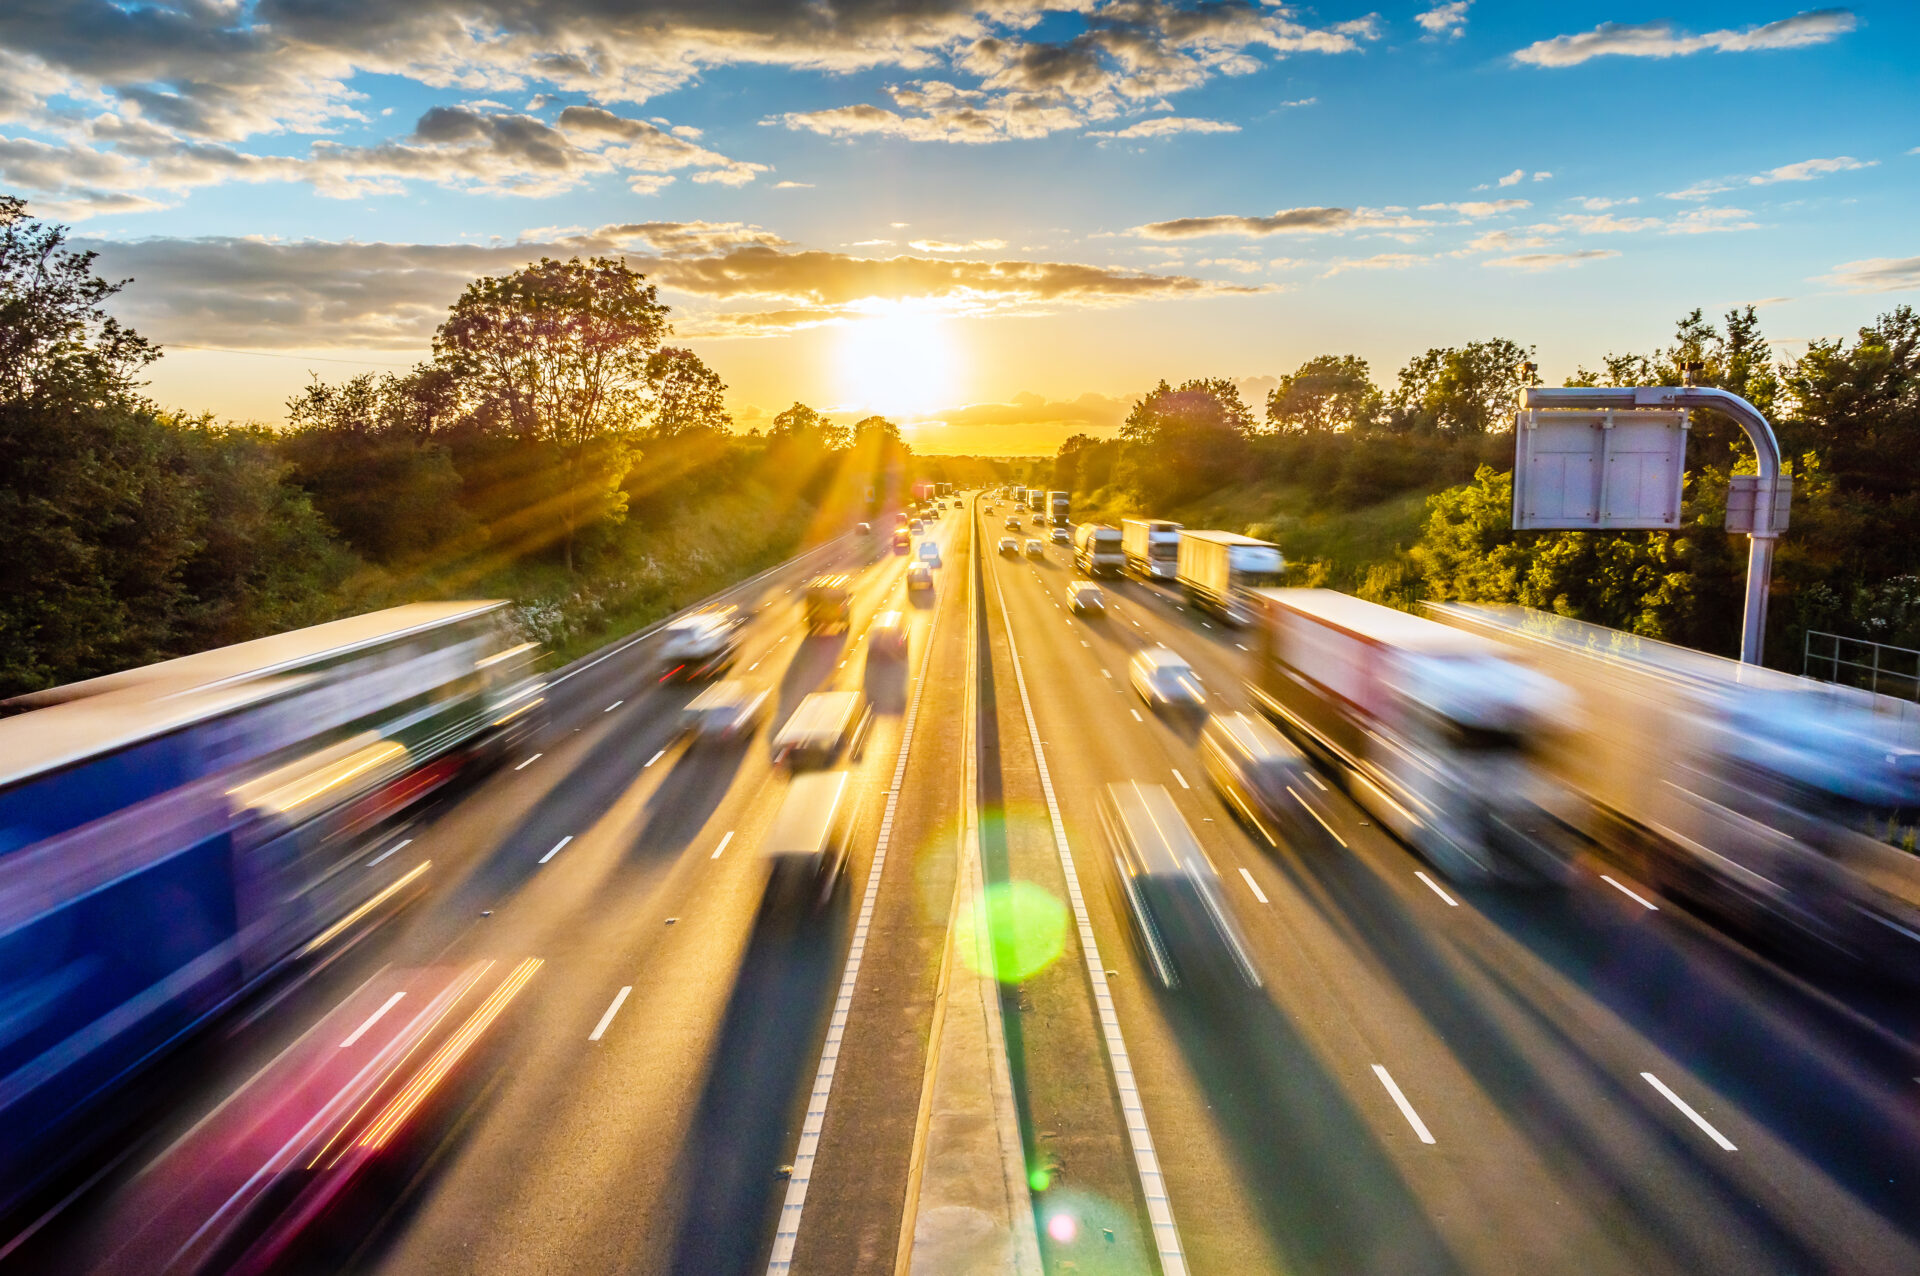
<box><xmin>712</xmin><ymin>830</ymin><xmax>734</xmax><ymax>859</ymax></box>
<box><xmin>514</xmin><ymin>752</ymin><xmax>543</xmax><ymax>771</ymax></box>
<box><xmin>988</xmin><ymin>564</ymin><xmax>1189</xmax><ymax>1276</ymax></box>
<box><xmin>604</xmin><ymin>699</ymin><xmax>624</xmax><ymax>712</ymax></box>
<box><xmin>1130</xmin><ymin>709</ymin><xmax>1144</xmax><ymax>722</ymax></box>
<box><xmin>1642</xmin><ymin>1072</ymin><xmax>1736</xmax><ymax>1150</ymax></box>
<box><xmin>1172</xmin><ymin>768</ymin><xmax>1190</xmax><ymax>789</ymax></box>
<box><xmin>1414</xmin><ymin>871</ymin><xmax>1459</xmax><ymax>907</ymax></box>
<box><xmin>1288</xmin><ymin>786</ymin><xmax>1348</xmax><ymax>848</ymax></box>
<box><xmin>1602</xmin><ymin>875</ymin><xmax>1660</xmax><ymax>911</ymax></box>
<box><xmin>767</xmin><ymin>544</ymin><xmax>946</xmax><ymax>1276</ymax></box>
<box><xmin>339</xmin><ymin>992</ymin><xmax>405</xmax><ymax>1048</ymax></box>
<box><xmin>589</xmin><ymin>986</ymin><xmax>633</xmax><ymax>1042</ymax></box>
<box><xmin>1238</xmin><ymin>867</ymin><xmax>1269</xmax><ymax>905</ymax></box>
<box><xmin>645</xmin><ymin>749</ymin><xmax>665</xmax><ymax>767</ymax></box>
<box><xmin>1305</xmin><ymin>771</ymin><xmax>1328</xmax><ymax>791</ymax></box>
<box><xmin>1372</xmin><ymin>1065</ymin><xmax>1436</xmax><ymax>1143</ymax></box>
<box><xmin>539</xmin><ymin>835</ymin><xmax>573</xmax><ymax>864</ymax></box>
<box><xmin>367</xmin><ymin>837</ymin><xmax>411</xmax><ymax>867</ymax></box>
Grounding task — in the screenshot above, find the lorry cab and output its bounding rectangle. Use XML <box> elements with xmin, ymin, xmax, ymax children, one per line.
<box><xmin>772</xmin><ymin>690</ymin><xmax>870</xmax><ymax>767</ymax></box>
<box><xmin>804</xmin><ymin>574</ymin><xmax>853</xmax><ymax>631</ymax></box>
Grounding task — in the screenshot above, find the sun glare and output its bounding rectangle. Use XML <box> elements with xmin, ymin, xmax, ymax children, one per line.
<box><xmin>835</xmin><ymin>304</ymin><xmax>957</xmax><ymax>418</ymax></box>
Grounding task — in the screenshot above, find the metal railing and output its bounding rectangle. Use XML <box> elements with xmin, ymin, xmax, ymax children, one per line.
<box><xmin>1804</xmin><ymin>630</ymin><xmax>1920</xmax><ymax>702</ymax></box>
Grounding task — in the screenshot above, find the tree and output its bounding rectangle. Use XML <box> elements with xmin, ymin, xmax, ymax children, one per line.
<box><xmin>646</xmin><ymin>345</ymin><xmax>732</xmax><ymax>438</ymax></box>
<box><xmin>1390</xmin><ymin>338</ymin><xmax>1535</xmax><ymax>434</ymax></box>
<box><xmin>0</xmin><ymin>194</ymin><xmax>156</xmax><ymax>409</ymax></box>
<box><xmin>435</xmin><ymin>256</ymin><xmax>668</xmax><ymax>571</ymax></box>
<box><xmin>1266</xmin><ymin>354</ymin><xmax>1383</xmax><ymax>434</ymax></box>
<box><xmin>1117</xmin><ymin>377</ymin><xmax>1254</xmax><ymax>504</ymax></box>
<box><xmin>769</xmin><ymin>401</ymin><xmax>851</xmax><ymax>451</ymax></box>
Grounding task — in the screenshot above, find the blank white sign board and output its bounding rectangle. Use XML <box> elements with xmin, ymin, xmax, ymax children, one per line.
<box><xmin>1512</xmin><ymin>409</ymin><xmax>1687</xmax><ymax>530</ymax></box>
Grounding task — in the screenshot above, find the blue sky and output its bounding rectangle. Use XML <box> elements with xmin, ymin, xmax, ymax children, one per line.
<box><xmin>2</xmin><ymin>2</ymin><xmax>1913</xmax><ymax>450</ymax></box>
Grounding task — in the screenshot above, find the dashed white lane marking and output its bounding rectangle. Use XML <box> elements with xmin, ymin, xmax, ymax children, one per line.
<box><xmin>1172</xmin><ymin>768</ymin><xmax>1190</xmax><ymax>790</ymax></box>
<box><xmin>1288</xmin><ymin>786</ymin><xmax>1348</xmax><ymax>848</ymax></box>
<box><xmin>514</xmin><ymin>753</ymin><xmax>543</xmax><ymax>771</ymax></box>
<box><xmin>1100</xmin><ymin>668</ymin><xmax>1112</xmax><ymax>679</ymax></box>
<box><xmin>645</xmin><ymin>749</ymin><xmax>666</xmax><ymax>767</ymax></box>
<box><xmin>604</xmin><ymin>700</ymin><xmax>624</xmax><ymax>713</ymax></box>
<box><xmin>1081</xmin><ymin>640</ymin><xmax>1091</xmax><ymax>647</ymax></box>
<box><xmin>1373</xmin><ymin>1065</ymin><xmax>1436</xmax><ymax>1144</ymax></box>
<box><xmin>767</xmin><ymin>543</ymin><xmax>946</xmax><ymax>1276</ymax></box>
<box><xmin>712</xmin><ymin>830</ymin><xmax>734</xmax><ymax>859</ymax></box>
<box><xmin>539</xmin><ymin>835</ymin><xmax>573</xmax><ymax>864</ymax></box>
<box><xmin>1414</xmin><ymin>871</ymin><xmax>1459</xmax><ymax>907</ymax></box>
<box><xmin>1235</xmin><ymin>643</ymin><xmax>1248</xmax><ymax>651</ymax></box>
<box><xmin>340</xmin><ymin>992</ymin><xmax>406</xmax><ymax>1048</ymax></box>
<box><xmin>988</xmin><ymin>563</ymin><xmax>1189</xmax><ymax>1276</ymax></box>
<box><xmin>589</xmin><ymin>987</ymin><xmax>633</xmax><ymax>1042</ymax></box>
<box><xmin>1642</xmin><ymin>1073</ymin><xmax>1736</xmax><ymax>1150</ymax></box>
<box><xmin>368</xmin><ymin>837</ymin><xmax>412</xmax><ymax>867</ymax></box>
<box><xmin>1130</xmin><ymin>709</ymin><xmax>1144</xmax><ymax>722</ymax></box>
<box><xmin>1602</xmin><ymin>875</ymin><xmax>1660</xmax><ymax>911</ymax></box>
<box><xmin>1305</xmin><ymin>771</ymin><xmax>1328</xmax><ymax>791</ymax></box>
<box><xmin>1238</xmin><ymin>867</ymin><xmax>1270</xmax><ymax>905</ymax></box>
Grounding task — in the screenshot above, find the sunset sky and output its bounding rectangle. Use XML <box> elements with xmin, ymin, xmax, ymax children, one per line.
<box><xmin>3</xmin><ymin>2</ymin><xmax>1915</xmax><ymax>453</ymax></box>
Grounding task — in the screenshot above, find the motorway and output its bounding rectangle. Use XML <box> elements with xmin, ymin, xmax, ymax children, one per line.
<box><xmin>13</xmin><ymin>493</ymin><xmax>1920</xmax><ymax>1275</ymax></box>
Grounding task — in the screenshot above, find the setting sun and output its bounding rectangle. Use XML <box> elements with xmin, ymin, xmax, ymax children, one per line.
<box><xmin>834</xmin><ymin>303</ymin><xmax>958</xmax><ymax>419</ymax></box>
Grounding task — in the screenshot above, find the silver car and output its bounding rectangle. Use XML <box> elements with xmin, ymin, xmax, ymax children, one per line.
<box><xmin>1200</xmin><ymin>712</ymin><xmax>1312</xmax><ymax>845</ymax></box>
<box><xmin>680</xmin><ymin>680</ymin><xmax>770</xmax><ymax>744</ymax></box>
<box><xmin>1102</xmin><ymin>782</ymin><xmax>1260</xmax><ymax>990</ymax></box>
<box><xmin>1130</xmin><ymin>648</ymin><xmax>1205</xmax><ymax>711</ymax></box>
<box><xmin>763</xmin><ymin>771</ymin><xmax>855</xmax><ymax>910</ymax></box>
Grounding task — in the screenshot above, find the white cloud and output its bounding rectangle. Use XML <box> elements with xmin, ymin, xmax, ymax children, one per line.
<box><xmin>1664</xmin><ymin>154</ymin><xmax>1875</xmax><ymax>200</ymax></box>
<box><xmin>1532</xmin><ymin>171</ymin><xmax>1552</xmax><ymax>181</ymax></box>
<box><xmin>1088</xmin><ymin>116</ymin><xmax>1240</xmax><ymax>139</ymax></box>
<box><xmin>1320</xmin><ymin>252</ymin><xmax>1427</xmax><ymax>277</ymax></box>
<box><xmin>907</xmin><ymin>238</ymin><xmax>1008</xmax><ymax>252</ymax></box>
<box><xmin>1419</xmin><ymin>199</ymin><xmax>1530</xmax><ymax>218</ymax></box>
<box><xmin>773</xmin><ymin>180</ymin><xmax>814</xmax><ymax>189</ymax></box>
<box><xmin>1416</xmin><ymin>2</ymin><xmax>1471</xmax><ymax>41</ymax></box>
<box><xmin>1134</xmin><ymin>206</ymin><xmax>1434</xmax><ymax>239</ymax></box>
<box><xmin>1666</xmin><ymin>207</ymin><xmax>1760</xmax><ymax>234</ymax></box>
<box><xmin>1514</xmin><ymin>9</ymin><xmax>1858</xmax><ymax>68</ymax></box>
<box><xmin>1816</xmin><ymin>256</ymin><xmax>1920</xmax><ymax>293</ymax></box>
<box><xmin>1497</xmin><ymin>168</ymin><xmax>1525</xmax><ymax>187</ymax></box>
<box><xmin>1573</xmin><ymin>195</ymin><xmax>1637</xmax><ymax>210</ymax></box>
<box><xmin>1486</xmin><ymin>249</ymin><xmax>1621</xmax><ymax>271</ymax></box>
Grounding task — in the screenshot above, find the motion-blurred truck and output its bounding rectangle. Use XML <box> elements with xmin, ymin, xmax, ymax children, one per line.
<box><xmin>1247</xmin><ymin>589</ymin><xmax>1566</xmax><ymax>882</ymax></box>
<box><xmin>1072</xmin><ymin>523</ymin><xmax>1125</xmax><ymax>577</ymax></box>
<box><xmin>1177</xmin><ymin>530</ymin><xmax>1284</xmax><ymax>625</ymax></box>
<box><xmin>804</xmin><ymin>574</ymin><xmax>853</xmax><ymax>631</ymax></box>
<box><xmin>1121</xmin><ymin>519</ymin><xmax>1182</xmax><ymax>581</ymax></box>
<box><xmin>1049</xmin><ymin>490</ymin><xmax>1070</xmax><ymax>526</ymax></box>
<box><xmin>1429</xmin><ymin>603</ymin><xmax>1920</xmax><ymax>976</ymax></box>
<box><xmin>913</xmin><ymin>480</ymin><xmax>936</xmax><ymax>503</ymax></box>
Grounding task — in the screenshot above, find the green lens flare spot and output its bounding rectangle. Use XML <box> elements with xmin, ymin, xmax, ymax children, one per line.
<box><xmin>1028</xmin><ymin>1167</ymin><xmax>1052</xmax><ymax>1192</ymax></box>
<box><xmin>957</xmin><ymin>880</ymin><xmax>1068</xmax><ymax>984</ymax></box>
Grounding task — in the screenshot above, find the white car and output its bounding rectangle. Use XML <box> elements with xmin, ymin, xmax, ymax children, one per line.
<box><xmin>907</xmin><ymin>562</ymin><xmax>934</xmax><ymax>592</ymax></box>
<box><xmin>1130</xmin><ymin>648</ymin><xmax>1205</xmax><ymax>711</ymax></box>
<box><xmin>909</xmin><ymin>519</ymin><xmax>923</xmax><ymax>534</ymax></box>
<box><xmin>1050</xmin><ymin>527</ymin><xmax>1070</xmax><ymax>545</ymax></box>
<box><xmin>998</xmin><ymin>536</ymin><xmax>1018</xmax><ymax>555</ymax></box>
<box><xmin>679</xmin><ymin>680</ymin><xmax>770</xmax><ymax>744</ymax></box>
<box><xmin>1023</xmin><ymin>538</ymin><xmax>1044</xmax><ymax>558</ymax></box>
<box><xmin>1068</xmin><ymin>581</ymin><xmax>1105</xmax><ymax>614</ymax></box>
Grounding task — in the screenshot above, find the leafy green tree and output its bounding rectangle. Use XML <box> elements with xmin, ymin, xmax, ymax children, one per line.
<box><xmin>769</xmin><ymin>401</ymin><xmax>850</xmax><ymax>450</ymax></box>
<box><xmin>435</xmin><ymin>256</ymin><xmax>667</xmax><ymax>571</ymax></box>
<box><xmin>646</xmin><ymin>346</ymin><xmax>732</xmax><ymax>438</ymax></box>
<box><xmin>1266</xmin><ymin>354</ymin><xmax>1383</xmax><ymax>434</ymax></box>
<box><xmin>0</xmin><ymin>194</ymin><xmax>156</xmax><ymax>408</ymax></box>
<box><xmin>1390</xmin><ymin>338</ymin><xmax>1535</xmax><ymax>434</ymax></box>
<box><xmin>1118</xmin><ymin>377</ymin><xmax>1253</xmax><ymax>505</ymax></box>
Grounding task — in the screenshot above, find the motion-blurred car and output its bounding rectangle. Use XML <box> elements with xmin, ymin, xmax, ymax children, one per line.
<box><xmin>1032</xmin><ymin>514</ymin><xmax>1048</xmax><ymax>526</ymax></box>
<box><xmin>1023</xmin><ymin>538</ymin><xmax>1044</xmax><ymax>558</ymax></box>
<box><xmin>869</xmin><ymin>609</ymin><xmax>909</xmax><ymax>660</ymax></box>
<box><xmin>657</xmin><ymin>606</ymin><xmax>743</xmax><ymax>680</ymax></box>
<box><xmin>763</xmin><ymin>771</ymin><xmax>854</xmax><ymax>910</ymax></box>
<box><xmin>1068</xmin><ymin>581</ymin><xmax>1105</xmax><ymax>614</ymax></box>
<box><xmin>1200</xmin><ymin>711</ymin><xmax>1312</xmax><ymax>844</ymax></box>
<box><xmin>856</xmin><ymin>521</ymin><xmax>872</xmax><ymax>536</ymax></box>
<box><xmin>1005</xmin><ymin>516</ymin><xmax>1022</xmax><ymax>531</ymax></box>
<box><xmin>1050</xmin><ymin>527</ymin><xmax>1071</xmax><ymax>545</ymax></box>
<box><xmin>907</xmin><ymin>562</ymin><xmax>934</xmax><ymax>593</ymax></box>
<box><xmin>917</xmin><ymin>540</ymin><xmax>943</xmax><ymax>567</ymax></box>
<box><xmin>1101</xmin><ymin>781</ymin><xmax>1260</xmax><ymax>990</ymax></box>
<box><xmin>804</xmin><ymin>574</ymin><xmax>853</xmax><ymax>631</ymax></box>
<box><xmin>680</xmin><ymin>680</ymin><xmax>771</xmax><ymax>744</ymax></box>
<box><xmin>998</xmin><ymin>536</ymin><xmax>1018</xmax><ymax>555</ymax></box>
<box><xmin>772</xmin><ymin>690</ymin><xmax>871</xmax><ymax>767</ymax></box>
<box><xmin>1130</xmin><ymin>648</ymin><xmax>1205</xmax><ymax>711</ymax></box>
<box><xmin>909</xmin><ymin>519</ymin><xmax>924</xmax><ymax>534</ymax></box>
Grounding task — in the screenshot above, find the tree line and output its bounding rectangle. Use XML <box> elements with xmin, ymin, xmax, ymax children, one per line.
<box><xmin>1053</xmin><ymin>309</ymin><xmax>1920</xmax><ymax>666</ymax></box>
<box><xmin>0</xmin><ymin>196</ymin><xmax>973</xmax><ymax>695</ymax></box>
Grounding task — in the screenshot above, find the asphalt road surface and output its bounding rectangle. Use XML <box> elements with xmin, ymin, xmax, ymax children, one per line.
<box><xmin>12</xmin><ymin>494</ymin><xmax>1920</xmax><ymax>1276</ymax></box>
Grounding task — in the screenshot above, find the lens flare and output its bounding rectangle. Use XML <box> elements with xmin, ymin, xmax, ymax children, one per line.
<box><xmin>956</xmin><ymin>880</ymin><xmax>1069</xmax><ymax>984</ymax></box>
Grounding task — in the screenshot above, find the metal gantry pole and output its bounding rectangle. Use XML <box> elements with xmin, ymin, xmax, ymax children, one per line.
<box><xmin>1518</xmin><ymin>384</ymin><xmax>1785</xmax><ymax>665</ymax></box>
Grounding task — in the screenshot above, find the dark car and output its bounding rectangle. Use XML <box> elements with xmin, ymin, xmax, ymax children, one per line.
<box><xmin>1200</xmin><ymin>711</ymin><xmax>1312</xmax><ymax>846</ymax></box>
<box><xmin>1102</xmin><ymin>782</ymin><xmax>1260</xmax><ymax>991</ymax></box>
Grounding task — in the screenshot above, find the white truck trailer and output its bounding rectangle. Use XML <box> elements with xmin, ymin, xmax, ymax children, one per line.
<box><xmin>1429</xmin><ymin>603</ymin><xmax>1920</xmax><ymax>975</ymax></box>
<box><xmin>1248</xmin><ymin>589</ymin><xmax>1567</xmax><ymax>882</ymax></box>
<box><xmin>1177</xmin><ymin>530</ymin><xmax>1284</xmax><ymax>624</ymax></box>
<box><xmin>1121</xmin><ymin>519</ymin><xmax>1182</xmax><ymax>581</ymax></box>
